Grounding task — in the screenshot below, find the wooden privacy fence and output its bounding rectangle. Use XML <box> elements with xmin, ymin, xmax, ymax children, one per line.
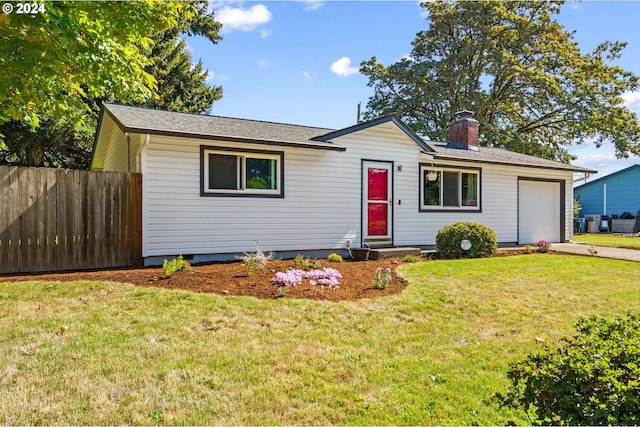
<box><xmin>0</xmin><ymin>166</ymin><xmax>142</xmax><ymax>274</ymax></box>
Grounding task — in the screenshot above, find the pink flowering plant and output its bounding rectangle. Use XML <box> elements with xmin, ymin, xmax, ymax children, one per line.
<box><xmin>271</xmin><ymin>267</ymin><xmax>342</xmax><ymax>289</ymax></box>
<box><xmin>535</xmin><ymin>240</ymin><xmax>551</xmax><ymax>253</ymax></box>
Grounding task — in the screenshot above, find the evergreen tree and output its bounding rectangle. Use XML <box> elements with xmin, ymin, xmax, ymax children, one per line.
<box><xmin>142</xmin><ymin>34</ymin><xmax>221</xmax><ymax>114</ymax></box>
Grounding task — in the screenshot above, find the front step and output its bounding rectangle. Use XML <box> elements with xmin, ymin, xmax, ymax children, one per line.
<box><xmin>368</xmin><ymin>247</ymin><xmax>422</xmax><ymax>260</ymax></box>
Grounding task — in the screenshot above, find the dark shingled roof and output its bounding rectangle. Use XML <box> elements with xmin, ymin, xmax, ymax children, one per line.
<box><xmin>100</xmin><ymin>103</ymin><xmax>596</xmax><ymax>173</ymax></box>
<box><xmin>431</xmin><ymin>143</ymin><xmax>596</xmax><ymax>173</ymax></box>
<box><xmin>101</xmin><ymin>103</ymin><xmax>344</xmax><ymax>151</ymax></box>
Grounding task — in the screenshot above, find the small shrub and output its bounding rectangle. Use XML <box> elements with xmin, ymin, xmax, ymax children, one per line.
<box><xmin>276</xmin><ymin>286</ymin><xmax>289</xmax><ymax>298</ymax></box>
<box><xmin>502</xmin><ymin>313</ymin><xmax>640</xmax><ymax>425</ymax></box>
<box><xmin>403</xmin><ymin>254</ymin><xmax>419</xmax><ymax>263</ymax></box>
<box><xmin>573</xmin><ymin>198</ymin><xmax>582</xmax><ymax>218</ymax></box>
<box><xmin>162</xmin><ymin>255</ymin><xmax>190</xmax><ymax>277</ymax></box>
<box><xmin>293</xmin><ymin>254</ymin><xmax>323</xmax><ymax>269</ymax></box>
<box><xmin>436</xmin><ymin>222</ymin><xmax>497</xmax><ymax>259</ymax></box>
<box><xmin>535</xmin><ymin>240</ymin><xmax>551</xmax><ymax>253</ymax></box>
<box><xmin>328</xmin><ymin>253</ymin><xmax>343</xmax><ymax>263</ymax></box>
<box><xmin>373</xmin><ymin>267</ymin><xmax>391</xmax><ymax>290</ymax></box>
<box><xmin>293</xmin><ymin>254</ymin><xmax>311</xmax><ymax>269</ymax></box>
<box><xmin>523</xmin><ymin>244</ymin><xmax>532</xmax><ymax>254</ymax></box>
<box><xmin>238</xmin><ymin>246</ymin><xmax>274</xmax><ymax>276</ymax></box>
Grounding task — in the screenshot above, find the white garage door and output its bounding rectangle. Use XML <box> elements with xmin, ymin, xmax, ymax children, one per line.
<box><xmin>518</xmin><ymin>180</ymin><xmax>561</xmax><ymax>244</ymax></box>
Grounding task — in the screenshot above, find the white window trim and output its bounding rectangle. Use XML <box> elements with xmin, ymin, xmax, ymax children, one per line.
<box><xmin>202</xmin><ymin>147</ymin><xmax>283</xmax><ymax>197</ymax></box>
<box><xmin>420</xmin><ymin>165</ymin><xmax>481</xmax><ymax>211</ymax></box>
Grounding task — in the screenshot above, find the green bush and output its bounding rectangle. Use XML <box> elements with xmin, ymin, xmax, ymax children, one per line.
<box><xmin>162</xmin><ymin>255</ymin><xmax>190</xmax><ymax>277</ymax></box>
<box><xmin>435</xmin><ymin>222</ymin><xmax>497</xmax><ymax>259</ymax></box>
<box><xmin>402</xmin><ymin>254</ymin><xmax>419</xmax><ymax>263</ymax></box>
<box><xmin>373</xmin><ymin>267</ymin><xmax>391</xmax><ymax>290</ymax></box>
<box><xmin>327</xmin><ymin>253</ymin><xmax>343</xmax><ymax>263</ymax></box>
<box><xmin>503</xmin><ymin>313</ymin><xmax>640</xmax><ymax>425</ymax></box>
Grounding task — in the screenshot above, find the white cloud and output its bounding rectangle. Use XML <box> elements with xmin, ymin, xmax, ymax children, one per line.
<box><xmin>259</xmin><ymin>27</ymin><xmax>272</xmax><ymax>38</ymax></box>
<box><xmin>330</xmin><ymin>57</ymin><xmax>359</xmax><ymax>77</ymax></box>
<box><xmin>419</xmin><ymin>0</ymin><xmax>431</xmax><ymax>19</ymax></box>
<box><xmin>303</xmin><ymin>71</ymin><xmax>319</xmax><ymax>82</ymax></box>
<box><xmin>569</xmin><ymin>140</ymin><xmax>638</xmax><ymax>178</ymax></box>
<box><xmin>206</xmin><ymin>71</ymin><xmax>229</xmax><ymax>84</ymax></box>
<box><xmin>217</xmin><ymin>4</ymin><xmax>272</xmax><ymax>33</ymax></box>
<box><xmin>257</xmin><ymin>59</ymin><xmax>270</xmax><ymax>68</ymax></box>
<box><xmin>622</xmin><ymin>91</ymin><xmax>640</xmax><ymax>114</ymax></box>
<box><xmin>400</xmin><ymin>53</ymin><xmax>415</xmax><ymax>62</ymax></box>
<box><xmin>568</xmin><ymin>0</ymin><xmax>582</xmax><ymax>10</ymax></box>
<box><xmin>300</xmin><ymin>0</ymin><xmax>324</xmax><ymax>11</ymax></box>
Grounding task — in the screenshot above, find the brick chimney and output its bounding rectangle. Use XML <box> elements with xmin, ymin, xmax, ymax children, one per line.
<box><xmin>448</xmin><ymin>110</ymin><xmax>479</xmax><ymax>151</ymax></box>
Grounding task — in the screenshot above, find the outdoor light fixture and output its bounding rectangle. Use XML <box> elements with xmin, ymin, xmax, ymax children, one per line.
<box><xmin>426</xmin><ymin>162</ymin><xmax>438</xmax><ymax>182</ymax></box>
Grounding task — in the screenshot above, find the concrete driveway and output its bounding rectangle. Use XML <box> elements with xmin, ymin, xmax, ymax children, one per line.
<box><xmin>550</xmin><ymin>243</ymin><xmax>640</xmax><ymax>262</ymax></box>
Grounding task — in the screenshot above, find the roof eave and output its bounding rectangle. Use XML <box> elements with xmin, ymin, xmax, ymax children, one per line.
<box><xmin>574</xmin><ymin>163</ymin><xmax>639</xmax><ymax>189</ymax></box>
<box><xmin>432</xmin><ymin>153</ymin><xmax>597</xmax><ymax>173</ymax></box>
<box><xmin>121</xmin><ymin>127</ymin><xmax>346</xmax><ymax>152</ymax></box>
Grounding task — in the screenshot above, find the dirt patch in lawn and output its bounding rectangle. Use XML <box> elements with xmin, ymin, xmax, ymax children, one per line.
<box><xmin>0</xmin><ymin>258</ymin><xmax>410</xmax><ymax>301</ymax></box>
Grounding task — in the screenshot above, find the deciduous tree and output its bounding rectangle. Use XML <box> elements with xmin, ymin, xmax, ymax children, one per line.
<box><xmin>0</xmin><ymin>0</ymin><xmax>194</xmax><ymax>130</ymax></box>
<box><xmin>0</xmin><ymin>1</ymin><xmax>222</xmax><ymax>168</ymax></box>
<box><xmin>360</xmin><ymin>0</ymin><xmax>640</xmax><ymax>162</ymax></box>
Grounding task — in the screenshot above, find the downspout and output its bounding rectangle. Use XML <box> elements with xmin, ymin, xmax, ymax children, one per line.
<box><xmin>138</xmin><ymin>134</ymin><xmax>150</xmax><ymax>261</ymax></box>
<box><xmin>603</xmin><ymin>183</ymin><xmax>607</xmax><ymax>216</ymax></box>
<box><xmin>135</xmin><ymin>134</ymin><xmax>151</xmax><ymax>172</ymax></box>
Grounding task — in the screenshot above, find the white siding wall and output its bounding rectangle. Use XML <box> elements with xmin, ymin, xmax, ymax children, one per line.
<box><xmin>566</xmin><ymin>181</ymin><xmax>575</xmax><ymax>241</ymax></box>
<box><xmin>143</xmin><ymin>135</ymin><xmax>359</xmax><ymax>256</ymax></box>
<box><xmin>102</xmin><ymin>122</ymin><xmax>129</xmax><ymax>172</ymax></box>
<box><xmin>139</xmin><ymin>123</ymin><xmax>574</xmax><ymax>257</ymax></box>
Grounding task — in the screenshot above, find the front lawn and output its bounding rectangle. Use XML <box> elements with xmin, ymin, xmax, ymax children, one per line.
<box><xmin>573</xmin><ymin>233</ymin><xmax>640</xmax><ymax>249</ymax></box>
<box><xmin>1</xmin><ymin>254</ymin><xmax>639</xmax><ymax>425</ymax></box>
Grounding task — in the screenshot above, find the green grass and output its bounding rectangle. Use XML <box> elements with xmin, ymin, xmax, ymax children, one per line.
<box><xmin>573</xmin><ymin>233</ymin><xmax>640</xmax><ymax>249</ymax></box>
<box><xmin>1</xmin><ymin>254</ymin><xmax>640</xmax><ymax>425</ymax></box>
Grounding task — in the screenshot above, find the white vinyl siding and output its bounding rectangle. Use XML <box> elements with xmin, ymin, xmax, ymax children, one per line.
<box><xmin>96</xmin><ymin>115</ymin><xmax>129</xmax><ymax>172</ymax></box>
<box><xmin>99</xmin><ymin>120</ymin><xmax>574</xmax><ymax>258</ymax></box>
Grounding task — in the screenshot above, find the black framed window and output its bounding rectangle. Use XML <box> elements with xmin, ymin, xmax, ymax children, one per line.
<box><xmin>202</xmin><ymin>147</ymin><xmax>283</xmax><ymax>197</ymax></box>
<box><xmin>420</xmin><ymin>165</ymin><xmax>480</xmax><ymax>210</ymax></box>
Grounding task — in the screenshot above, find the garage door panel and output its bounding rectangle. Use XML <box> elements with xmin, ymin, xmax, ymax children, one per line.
<box><xmin>519</xmin><ymin>180</ymin><xmax>560</xmax><ymax>244</ymax></box>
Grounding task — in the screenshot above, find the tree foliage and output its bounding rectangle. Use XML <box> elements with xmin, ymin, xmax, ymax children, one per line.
<box><xmin>360</xmin><ymin>0</ymin><xmax>640</xmax><ymax>162</ymax></box>
<box><xmin>0</xmin><ymin>0</ymin><xmax>196</xmax><ymax>129</ymax></box>
<box><xmin>0</xmin><ymin>1</ymin><xmax>222</xmax><ymax>168</ymax></box>
<box><xmin>142</xmin><ymin>32</ymin><xmax>221</xmax><ymax>114</ymax></box>
<box><xmin>0</xmin><ymin>116</ymin><xmax>93</xmax><ymax>168</ymax></box>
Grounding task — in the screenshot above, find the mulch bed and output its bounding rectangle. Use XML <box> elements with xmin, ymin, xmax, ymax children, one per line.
<box><xmin>0</xmin><ymin>258</ymin><xmax>410</xmax><ymax>301</ymax></box>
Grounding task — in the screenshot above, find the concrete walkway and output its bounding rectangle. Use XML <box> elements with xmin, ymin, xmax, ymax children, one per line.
<box><xmin>550</xmin><ymin>242</ymin><xmax>640</xmax><ymax>262</ymax></box>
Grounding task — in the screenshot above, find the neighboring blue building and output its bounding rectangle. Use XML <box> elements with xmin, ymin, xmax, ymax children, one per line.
<box><xmin>574</xmin><ymin>164</ymin><xmax>640</xmax><ymax>218</ymax></box>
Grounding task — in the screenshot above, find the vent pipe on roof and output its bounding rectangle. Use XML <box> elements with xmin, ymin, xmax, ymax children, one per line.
<box><xmin>357</xmin><ymin>102</ymin><xmax>362</xmax><ymax>123</ymax></box>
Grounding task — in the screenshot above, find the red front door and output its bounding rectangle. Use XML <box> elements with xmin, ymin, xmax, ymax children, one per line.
<box><xmin>363</xmin><ymin>161</ymin><xmax>392</xmax><ymax>244</ymax></box>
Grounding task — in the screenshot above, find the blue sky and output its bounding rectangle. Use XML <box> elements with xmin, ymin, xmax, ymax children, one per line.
<box><xmin>187</xmin><ymin>1</ymin><xmax>640</xmax><ymax>178</ymax></box>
